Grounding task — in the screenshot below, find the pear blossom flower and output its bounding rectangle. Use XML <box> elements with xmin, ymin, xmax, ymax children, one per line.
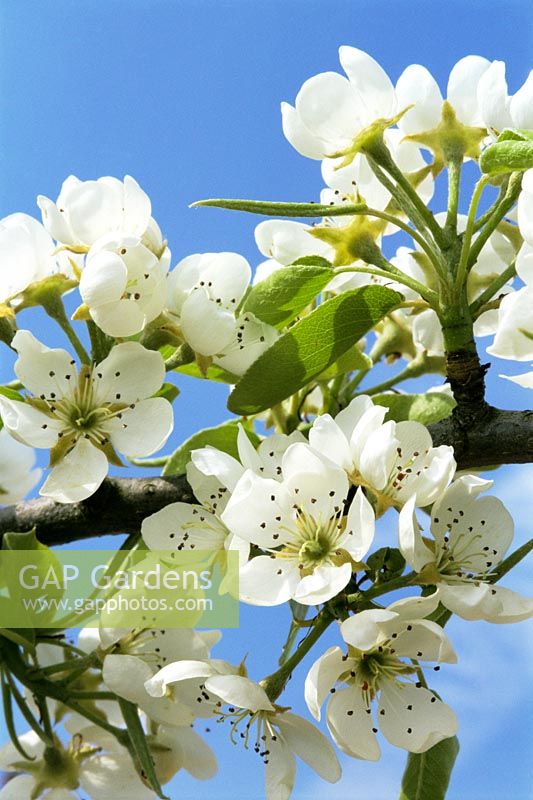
<box><xmin>79</xmin><ymin>232</ymin><xmax>171</xmax><ymax>337</ymax></box>
<box><xmin>37</xmin><ymin>175</ymin><xmax>152</xmax><ymax>250</ymax></box>
<box><xmin>87</xmin><ymin>627</ymin><xmax>226</xmax><ymax>726</ymax></box>
<box><xmin>305</xmin><ymin>599</ymin><xmax>458</xmax><ymax>759</ymax></box>
<box><xmin>0</xmin><ymin>332</ymin><xmax>173</xmax><ymax>503</ymax></box>
<box><xmin>200</xmin><ymin>673</ymin><xmax>341</xmax><ymax>800</ymax></box>
<box><xmin>398</xmin><ymin>475</ymin><xmax>533</xmax><ymax>623</ymax></box>
<box><xmin>0</xmin><ymin>429</ymin><xmax>41</xmax><ymax>504</ymax></box>
<box><xmin>281</xmin><ymin>46</ymin><xmax>397</xmax><ymax>161</ymax></box>
<box><xmin>308</xmin><ymin>396</ymin><xmax>456</xmax><ymax>513</ymax></box>
<box><xmin>0</xmin><ymin>725</ymin><xmax>155</xmax><ymax>800</ymax></box>
<box><xmin>221</xmin><ymin>443</ymin><xmax>375</xmax><ymax>605</ymax></box>
<box><xmin>0</xmin><ymin>213</ymin><xmax>62</xmax><ymax>303</ymax></box>
<box><xmin>143</xmin><ymin>427</ymin><xmax>308</xmax><ymax>589</ymax></box>
<box><xmin>167</xmin><ymin>252</ymin><xmax>251</xmax><ymax>357</ymax></box>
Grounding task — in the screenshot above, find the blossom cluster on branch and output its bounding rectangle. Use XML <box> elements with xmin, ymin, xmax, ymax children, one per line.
<box><xmin>0</xmin><ymin>46</ymin><xmax>532</xmax><ymax>800</ymax></box>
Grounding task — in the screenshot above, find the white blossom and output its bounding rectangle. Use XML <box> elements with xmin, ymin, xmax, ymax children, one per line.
<box><xmin>0</xmin><ymin>332</ymin><xmax>172</xmax><ymax>503</ymax></box>
<box><xmin>37</xmin><ymin>175</ymin><xmax>152</xmax><ymax>249</ymax></box>
<box><xmin>396</xmin><ymin>55</ymin><xmax>507</xmax><ymax>134</ymax></box>
<box><xmin>281</xmin><ymin>46</ymin><xmax>397</xmax><ymax>161</ymax></box>
<box><xmin>167</xmin><ymin>252</ymin><xmax>251</xmax><ymax>356</ymax></box>
<box><xmin>201</xmin><ymin>673</ymin><xmax>341</xmax><ymax>800</ymax></box>
<box><xmin>79</xmin><ymin>231</ymin><xmax>170</xmax><ymax>337</ymax></box>
<box><xmin>305</xmin><ymin>599</ymin><xmax>457</xmax><ymax>759</ymax></box>
<box><xmin>398</xmin><ymin>476</ymin><xmax>533</xmax><ymax>623</ymax></box>
<box><xmin>308</xmin><ymin>396</ymin><xmax>456</xmax><ymax>512</ymax></box>
<box><xmin>221</xmin><ymin>442</ymin><xmax>375</xmax><ymax>605</ymax></box>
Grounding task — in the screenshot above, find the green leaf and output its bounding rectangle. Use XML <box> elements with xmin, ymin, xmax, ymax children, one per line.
<box><xmin>373</xmin><ymin>392</ymin><xmax>456</xmax><ymax>425</ymax></box>
<box><xmin>174</xmin><ymin>361</ymin><xmax>239</xmax><ymax>384</ymax></box>
<box><xmin>118</xmin><ymin>698</ymin><xmax>168</xmax><ymax>799</ymax></box>
<box><xmin>1</xmin><ymin>670</ymin><xmax>38</xmax><ymax>760</ymax></box>
<box><xmin>400</xmin><ymin>737</ymin><xmax>460</xmax><ymax>800</ymax></box>
<box><xmin>480</xmin><ymin>139</ymin><xmax>533</xmax><ymax>174</ymax></box>
<box><xmin>1</xmin><ymin>530</ymin><xmax>64</xmax><ymax>626</ymax></box>
<box><xmin>228</xmin><ymin>286</ymin><xmax>401</xmax><ymax>415</ymax></box>
<box><xmin>162</xmin><ymin>421</ymin><xmax>260</xmax><ymax>476</ymax></box>
<box><xmin>293</xmin><ymin>255</ymin><xmax>333</xmax><ymax>268</ymax></box>
<box><xmin>243</xmin><ymin>265</ymin><xmax>333</xmax><ymax>328</ymax></box>
<box><xmin>192</xmin><ymin>197</ymin><xmax>367</xmax><ymax>218</ymax></box>
<box><xmin>318</xmin><ymin>346</ymin><xmax>372</xmax><ymax>380</ymax></box>
<box><xmin>496</xmin><ymin>128</ymin><xmax>533</xmax><ymax>142</ymax></box>
<box><xmin>0</xmin><ymin>386</ymin><xmax>23</xmax><ymax>402</ymax></box>
<box><xmin>153</xmin><ymin>382</ymin><xmax>180</xmax><ymax>403</ymax></box>
<box><xmin>365</xmin><ymin>547</ymin><xmax>406</xmax><ymax>583</ymax></box>
<box><xmin>0</xmin><ymin>627</ymin><xmax>36</xmax><ymax>653</ymax></box>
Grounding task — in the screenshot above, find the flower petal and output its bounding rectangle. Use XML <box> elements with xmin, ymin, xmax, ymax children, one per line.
<box><xmin>396</xmin><ymin>64</ymin><xmax>443</xmax><ymax>134</ymax></box>
<box><xmin>239</xmin><ymin>556</ymin><xmax>299</xmax><ymax>606</ymax></box>
<box><xmin>327</xmin><ymin>687</ymin><xmax>381</xmax><ymax>760</ymax></box>
<box><xmin>93</xmin><ymin>342</ymin><xmax>165</xmax><ymax>403</ymax></box>
<box><xmin>294</xmin><ymin>563</ymin><xmax>352</xmax><ymax>605</ymax></box>
<box><xmin>276</xmin><ymin>711</ymin><xmax>341</xmax><ymax>782</ymax></box>
<box><xmin>339</xmin><ymin>46</ymin><xmax>396</xmax><ymax>121</ymax></box>
<box><xmin>107</xmin><ymin>397</ymin><xmax>173</xmax><ymax>457</ymax></box>
<box><xmin>204</xmin><ymin>674</ymin><xmax>274</xmax><ymax>712</ymax></box>
<box><xmin>221</xmin><ymin>470</ymin><xmax>294</xmax><ymax>547</ymax></box>
<box><xmin>340</xmin><ymin>609</ymin><xmax>398</xmax><ymax>651</ymax></box>
<box><xmin>40</xmin><ymin>438</ymin><xmax>108</xmax><ymax>503</ymax></box>
<box><xmin>13</xmin><ymin>330</ymin><xmax>77</xmax><ymax>399</ymax></box>
<box><xmin>180</xmin><ymin>288</ymin><xmax>236</xmax><ymax>356</ymax></box>
<box><xmin>304</xmin><ymin>646</ymin><xmax>346</xmax><ymax>720</ymax></box>
<box><xmin>0</xmin><ymin>396</ymin><xmax>61</xmax><ymax>449</ymax></box>
<box><xmin>378</xmin><ymin>681</ymin><xmax>458</xmax><ymax>753</ymax></box>
<box><xmin>343</xmin><ymin>487</ymin><xmax>375</xmax><ymax>560</ymax></box>
<box><xmin>447</xmin><ymin>55</ymin><xmax>491</xmax><ymax>125</ymax></box>
<box><xmin>398</xmin><ymin>495</ymin><xmax>434</xmax><ymax>571</ymax></box>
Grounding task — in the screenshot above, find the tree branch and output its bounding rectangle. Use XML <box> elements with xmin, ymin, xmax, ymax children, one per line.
<box><xmin>0</xmin><ymin>475</ymin><xmax>193</xmax><ymax>544</ymax></box>
<box><xmin>428</xmin><ymin>407</ymin><xmax>533</xmax><ymax>469</ymax></box>
<box><xmin>0</xmin><ymin>410</ymin><xmax>532</xmax><ymax>543</ymax></box>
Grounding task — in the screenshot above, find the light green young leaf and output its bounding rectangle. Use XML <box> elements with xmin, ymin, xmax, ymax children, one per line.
<box><xmin>174</xmin><ymin>361</ymin><xmax>239</xmax><ymax>384</ymax></box>
<box><xmin>400</xmin><ymin>737</ymin><xmax>460</xmax><ymax>800</ymax></box>
<box><xmin>192</xmin><ymin>198</ymin><xmax>367</xmax><ymax>218</ymax></box>
<box><xmin>162</xmin><ymin>421</ymin><xmax>260</xmax><ymax>476</ymax></box>
<box><xmin>243</xmin><ymin>265</ymin><xmax>333</xmax><ymax>328</ymax></box>
<box><xmin>372</xmin><ymin>392</ymin><xmax>455</xmax><ymax>425</ymax></box>
<box><xmin>480</xmin><ymin>139</ymin><xmax>533</xmax><ymax>174</ymax></box>
<box><xmin>318</xmin><ymin>346</ymin><xmax>372</xmax><ymax>380</ymax></box>
<box><xmin>119</xmin><ymin>698</ymin><xmax>169</xmax><ymax>799</ymax></box>
<box><xmin>154</xmin><ymin>382</ymin><xmax>180</xmax><ymax>403</ymax></box>
<box><xmin>228</xmin><ymin>285</ymin><xmax>401</xmax><ymax>415</ymax></box>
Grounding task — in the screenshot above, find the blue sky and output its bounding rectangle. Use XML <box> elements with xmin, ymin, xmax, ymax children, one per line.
<box><xmin>0</xmin><ymin>0</ymin><xmax>532</xmax><ymax>797</ymax></box>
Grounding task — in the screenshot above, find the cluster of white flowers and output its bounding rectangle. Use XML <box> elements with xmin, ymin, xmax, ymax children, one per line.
<box><xmin>1</xmin><ymin>42</ymin><xmax>533</xmax><ymax>800</ymax></box>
